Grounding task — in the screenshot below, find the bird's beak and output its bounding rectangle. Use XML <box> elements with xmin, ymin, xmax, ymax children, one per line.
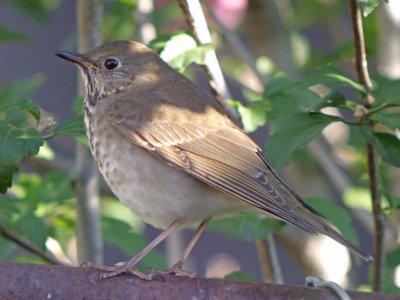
<box><xmin>55</xmin><ymin>51</ymin><xmax>99</xmax><ymax>71</ymax></box>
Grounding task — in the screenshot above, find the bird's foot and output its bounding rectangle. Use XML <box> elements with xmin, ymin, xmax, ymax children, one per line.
<box><xmin>153</xmin><ymin>261</ymin><xmax>197</xmax><ymax>279</ymax></box>
<box><xmin>82</xmin><ymin>261</ymin><xmax>152</xmax><ymax>280</ymax></box>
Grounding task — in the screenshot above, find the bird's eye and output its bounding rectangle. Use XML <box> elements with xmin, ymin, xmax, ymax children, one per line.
<box><xmin>104</xmin><ymin>58</ymin><xmax>119</xmax><ymax>70</ymax></box>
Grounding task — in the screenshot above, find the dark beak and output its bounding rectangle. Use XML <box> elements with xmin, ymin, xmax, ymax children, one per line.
<box><xmin>55</xmin><ymin>51</ymin><xmax>99</xmax><ymax>70</ymax></box>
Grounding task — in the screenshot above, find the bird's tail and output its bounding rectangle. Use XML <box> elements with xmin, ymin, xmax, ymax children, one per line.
<box><xmin>308</xmin><ymin>213</ymin><xmax>373</xmax><ymax>261</ymax></box>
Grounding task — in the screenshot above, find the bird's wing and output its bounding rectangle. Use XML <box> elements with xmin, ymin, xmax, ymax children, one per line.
<box><xmin>103</xmin><ymin>98</ymin><xmax>319</xmax><ymax>234</ymax></box>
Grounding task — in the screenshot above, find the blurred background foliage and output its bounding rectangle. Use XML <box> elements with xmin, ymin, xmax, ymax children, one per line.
<box><xmin>0</xmin><ymin>0</ymin><xmax>399</xmax><ymax>294</ymax></box>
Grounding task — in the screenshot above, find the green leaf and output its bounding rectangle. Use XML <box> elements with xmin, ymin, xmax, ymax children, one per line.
<box><xmin>304</xmin><ymin>197</ymin><xmax>360</xmax><ymax>245</ymax></box>
<box><xmin>53</xmin><ymin>115</ymin><xmax>87</xmax><ymax>146</ymax></box>
<box><xmin>224</xmin><ymin>270</ymin><xmax>254</xmax><ymax>282</ymax></box>
<box><xmin>372</xmin><ymin>76</ymin><xmax>400</xmax><ymax>105</ymax></box>
<box><xmin>263</xmin><ymin>72</ymin><xmax>293</xmax><ymax>97</ymax></box>
<box><xmin>359</xmin><ymin>0</ymin><xmax>385</xmax><ymax>17</ymax></box>
<box><xmin>241</xmin><ymin>217</ymin><xmax>285</xmax><ymax>240</ymax></box>
<box><xmin>289</xmin><ymin>65</ymin><xmax>365</xmax><ymax>93</ymax></box>
<box><xmin>263</xmin><ymin>65</ymin><xmax>362</xmax><ymax>99</ymax></box>
<box><xmin>383</xmin><ymin>247</ymin><xmax>400</xmax><ymax>294</ymax></box>
<box><xmin>265</xmin><ymin>112</ymin><xmax>343</xmax><ymax>170</ymax></box>
<box><xmin>311</xmin><ymin>91</ymin><xmax>357</xmax><ymax>112</ymax></box>
<box><xmin>262</xmin><ymin>66</ymin><xmax>363</xmax><ymax>122</ymax></box>
<box><xmin>0</xmin><ymin>26</ymin><xmax>30</xmax><ymax>42</ymax></box>
<box><xmin>388</xmin><ymin>196</ymin><xmax>400</xmax><ymax>210</ymax></box>
<box><xmin>102</xmin><ymin>216</ymin><xmax>166</xmax><ymax>269</ymax></box>
<box><xmin>375</xmin><ymin>112</ymin><xmax>400</xmax><ymax>131</ymax></box>
<box><xmin>262</xmin><ymin>73</ymin><xmax>319</xmax><ymax>121</ymax></box>
<box><xmin>0</xmin><ymin>99</ymin><xmax>40</xmax><ymax>121</ymax></box>
<box><xmin>386</xmin><ymin>246</ymin><xmax>400</xmax><ymax>268</ymax></box>
<box><xmin>159</xmin><ymin>33</ymin><xmax>212</xmax><ymax>71</ymax></box>
<box><xmin>103</xmin><ymin>0</ymin><xmax>136</xmax><ymax>40</ymax></box>
<box><xmin>29</xmin><ymin>171</ymin><xmax>74</xmax><ymax>205</ymax></box>
<box><xmin>360</xmin><ymin>127</ymin><xmax>400</xmax><ymax>166</ymax></box>
<box><xmin>72</xmin><ymin>96</ymin><xmax>84</xmax><ymax>115</ymax></box>
<box><xmin>0</xmin><ymin>122</ymin><xmax>43</xmax><ymax>193</ymax></box>
<box><xmin>0</xmin><ymin>197</ymin><xmax>22</xmax><ymax>219</ymax></box>
<box><xmin>15</xmin><ymin>213</ymin><xmax>48</xmax><ymax>250</ymax></box>
<box><xmin>102</xmin><ymin>198</ymin><xmax>144</xmax><ymax>232</ymax></box>
<box><xmin>210</xmin><ymin>212</ymin><xmax>285</xmax><ymax>241</ymax></box>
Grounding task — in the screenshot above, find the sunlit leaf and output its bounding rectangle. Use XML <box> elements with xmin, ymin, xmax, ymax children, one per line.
<box><xmin>159</xmin><ymin>33</ymin><xmax>212</xmax><ymax>71</ymax></box>
<box><xmin>228</xmin><ymin>100</ymin><xmax>269</xmax><ymax>132</ymax></box>
<box><xmin>343</xmin><ymin>187</ymin><xmax>372</xmax><ymax>211</ymax></box>
<box><xmin>102</xmin><ymin>198</ymin><xmax>144</xmax><ymax>233</ymax></box>
<box><xmin>359</xmin><ymin>0</ymin><xmax>386</xmax><ymax>17</ymax></box>
<box><xmin>36</xmin><ymin>142</ymin><xmax>55</xmax><ymax>160</ymax></box>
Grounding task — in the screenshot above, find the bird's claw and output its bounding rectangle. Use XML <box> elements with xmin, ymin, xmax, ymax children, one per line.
<box><xmin>83</xmin><ymin>261</ymin><xmax>152</xmax><ymax>280</ymax></box>
<box><xmin>152</xmin><ymin>262</ymin><xmax>198</xmax><ymax>279</ymax></box>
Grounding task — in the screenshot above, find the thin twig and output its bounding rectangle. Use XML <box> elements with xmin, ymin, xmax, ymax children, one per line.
<box><xmin>177</xmin><ymin>0</ymin><xmax>238</xmax><ymax>121</ymax></box>
<box><xmin>0</xmin><ymin>226</ymin><xmax>62</xmax><ymax>265</ymax></box>
<box><xmin>349</xmin><ymin>0</ymin><xmax>383</xmax><ymax>292</ymax></box>
<box><xmin>255</xmin><ymin>236</ymin><xmax>283</xmax><ymax>283</ymax></box>
<box><xmin>255</xmin><ymin>240</ymin><xmax>272</xmax><ymax>283</ymax></box>
<box><xmin>366</xmin><ymin>142</ymin><xmax>383</xmax><ymax>292</ymax></box>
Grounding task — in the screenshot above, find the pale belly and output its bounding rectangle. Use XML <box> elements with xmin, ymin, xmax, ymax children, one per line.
<box><xmin>86</xmin><ymin>111</ymin><xmax>246</xmax><ymax>229</ymax></box>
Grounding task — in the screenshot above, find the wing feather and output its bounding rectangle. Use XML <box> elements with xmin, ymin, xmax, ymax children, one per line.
<box><xmin>111</xmin><ymin>116</ymin><xmax>318</xmax><ymax>234</ymax></box>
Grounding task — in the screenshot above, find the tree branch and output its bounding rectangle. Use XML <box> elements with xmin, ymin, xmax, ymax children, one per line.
<box><xmin>75</xmin><ymin>0</ymin><xmax>104</xmax><ymax>265</ymax></box>
<box><xmin>255</xmin><ymin>236</ymin><xmax>283</xmax><ymax>283</ymax></box>
<box><xmin>0</xmin><ymin>262</ymin><xmax>395</xmax><ymax>300</ymax></box>
<box><xmin>349</xmin><ymin>0</ymin><xmax>383</xmax><ymax>292</ymax></box>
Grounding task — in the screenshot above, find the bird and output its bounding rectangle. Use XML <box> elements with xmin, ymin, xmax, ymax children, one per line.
<box><xmin>56</xmin><ymin>40</ymin><xmax>372</xmax><ymax>279</ymax></box>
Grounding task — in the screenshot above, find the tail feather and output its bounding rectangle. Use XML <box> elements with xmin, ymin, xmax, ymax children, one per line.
<box><xmin>312</xmin><ymin>216</ymin><xmax>373</xmax><ymax>261</ymax></box>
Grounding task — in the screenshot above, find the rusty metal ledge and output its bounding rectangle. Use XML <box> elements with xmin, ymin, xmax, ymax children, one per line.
<box><xmin>0</xmin><ymin>262</ymin><xmax>398</xmax><ymax>300</ymax></box>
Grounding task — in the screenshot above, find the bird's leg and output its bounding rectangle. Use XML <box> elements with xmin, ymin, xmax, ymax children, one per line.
<box><xmin>158</xmin><ymin>218</ymin><xmax>211</xmax><ymax>278</ymax></box>
<box><xmin>91</xmin><ymin>219</ymin><xmax>184</xmax><ymax>280</ymax></box>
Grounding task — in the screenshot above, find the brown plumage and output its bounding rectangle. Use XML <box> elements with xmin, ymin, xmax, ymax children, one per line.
<box><xmin>56</xmin><ymin>40</ymin><xmax>371</xmax><ymax>279</ymax></box>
